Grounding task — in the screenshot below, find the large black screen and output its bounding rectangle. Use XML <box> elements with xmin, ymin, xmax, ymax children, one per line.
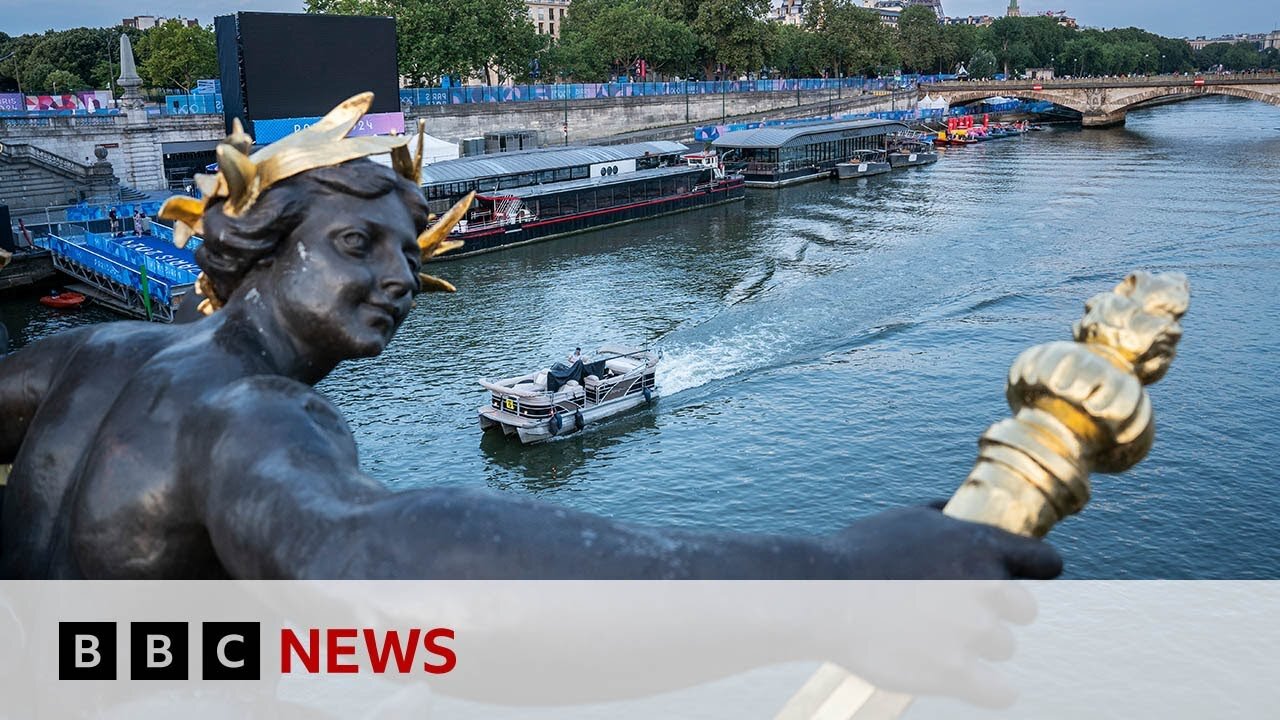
<box><xmin>217</xmin><ymin>12</ymin><xmax>399</xmax><ymax>133</ymax></box>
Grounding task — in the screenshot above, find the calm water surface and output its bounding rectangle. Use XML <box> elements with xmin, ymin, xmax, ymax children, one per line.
<box><xmin>4</xmin><ymin>97</ymin><xmax>1277</xmax><ymax>578</ymax></box>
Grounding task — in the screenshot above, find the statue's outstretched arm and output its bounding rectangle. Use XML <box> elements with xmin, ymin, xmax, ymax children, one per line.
<box><xmin>0</xmin><ymin>328</ymin><xmax>94</xmax><ymax>463</ymax></box>
<box><xmin>189</xmin><ymin>376</ymin><xmax>1059</xmax><ymax>580</ymax></box>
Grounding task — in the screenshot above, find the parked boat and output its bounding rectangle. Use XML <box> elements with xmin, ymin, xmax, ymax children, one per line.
<box><xmin>888</xmin><ymin>140</ymin><xmax>938</xmax><ymax>168</ymax></box>
<box><xmin>478</xmin><ymin>345</ymin><xmax>660</xmax><ymax>445</ymax></box>
<box><xmin>421</xmin><ymin>143</ymin><xmax>744</xmax><ymax>259</ymax></box>
<box><xmin>38</xmin><ymin>290</ymin><xmax>85</xmax><ymax>309</ymax></box>
<box><xmin>0</xmin><ymin>247</ymin><xmax>57</xmax><ymax>293</ymax></box>
<box><xmin>836</xmin><ymin>150</ymin><xmax>892</xmax><ymax>179</ymax></box>
<box><xmin>712</xmin><ymin>119</ymin><xmax>909</xmax><ymax>188</ymax></box>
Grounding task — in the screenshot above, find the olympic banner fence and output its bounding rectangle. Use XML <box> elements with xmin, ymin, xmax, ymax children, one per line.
<box><xmin>1</xmin><ymin>581</ymin><xmax>1275</xmax><ymax>719</ymax></box>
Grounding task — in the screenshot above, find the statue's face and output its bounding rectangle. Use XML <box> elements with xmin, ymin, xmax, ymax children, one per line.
<box><xmin>264</xmin><ymin>190</ymin><xmax>420</xmax><ymax>361</ymax></box>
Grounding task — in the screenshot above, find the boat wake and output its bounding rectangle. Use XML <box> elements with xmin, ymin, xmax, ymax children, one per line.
<box><xmin>657</xmin><ymin>323</ymin><xmax>795</xmax><ymax>397</ymax></box>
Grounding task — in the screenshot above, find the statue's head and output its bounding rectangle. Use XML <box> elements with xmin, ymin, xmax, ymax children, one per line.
<box><xmin>159</xmin><ymin>93</ymin><xmax>471</xmax><ymax>363</ymax></box>
<box><xmin>198</xmin><ymin>159</ymin><xmax>429</xmax><ymax>359</ymax></box>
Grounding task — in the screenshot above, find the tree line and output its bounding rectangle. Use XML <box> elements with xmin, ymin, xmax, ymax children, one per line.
<box><xmin>2</xmin><ymin>3</ymin><xmax>1278</xmax><ymax>96</ymax></box>
<box><xmin>0</xmin><ymin>23</ymin><xmax>216</xmax><ymax>95</ymax></box>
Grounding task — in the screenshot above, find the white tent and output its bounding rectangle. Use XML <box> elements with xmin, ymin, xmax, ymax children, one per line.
<box><xmin>369</xmin><ymin>131</ymin><xmax>460</xmax><ymax>175</ymax></box>
<box><xmin>919</xmin><ymin>94</ymin><xmax>950</xmax><ymax>111</ymax></box>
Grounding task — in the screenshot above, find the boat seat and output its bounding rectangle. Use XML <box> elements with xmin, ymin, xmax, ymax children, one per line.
<box><xmin>605</xmin><ymin>357</ymin><xmax>641</xmax><ymax>375</ymax></box>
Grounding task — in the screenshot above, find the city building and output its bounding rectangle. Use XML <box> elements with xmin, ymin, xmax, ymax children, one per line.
<box><xmin>1267</xmin><ymin>30</ymin><xmax>1280</xmax><ymax>51</ymax></box>
<box><xmin>1037</xmin><ymin>10</ymin><xmax>1078</xmax><ymax>29</ymax></box>
<box><xmin>526</xmin><ymin>0</ymin><xmax>570</xmax><ymax>39</ymax></box>
<box><xmin>1186</xmin><ymin>33</ymin><xmax>1268</xmax><ymax>51</ymax></box>
<box><xmin>1006</xmin><ymin>0</ymin><xmax>1020</xmax><ymax>17</ymax></box>
<box><xmin>867</xmin><ymin>2</ymin><xmax>902</xmax><ymax>27</ymax></box>
<box><xmin>862</xmin><ymin>1</ymin><xmax>945</xmax><ymax>28</ymax></box>
<box><xmin>121</xmin><ymin>15</ymin><xmax>199</xmax><ymax>29</ymax></box>
<box><xmin>770</xmin><ymin>0</ymin><xmax>807</xmax><ymax>26</ymax></box>
<box><xmin>945</xmin><ymin>15</ymin><xmax>997</xmax><ymax>26</ymax></box>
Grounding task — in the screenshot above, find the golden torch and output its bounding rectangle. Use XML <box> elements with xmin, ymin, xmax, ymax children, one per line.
<box><xmin>777</xmin><ymin>271</ymin><xmax>1191</xmax><ymax>720</ymax></box>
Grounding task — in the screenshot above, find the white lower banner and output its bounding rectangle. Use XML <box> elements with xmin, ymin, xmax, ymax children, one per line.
<box><xmin>0</xmin><ymin>582</ymin><xmax>1276</xmax><ymax>719</ymax></box>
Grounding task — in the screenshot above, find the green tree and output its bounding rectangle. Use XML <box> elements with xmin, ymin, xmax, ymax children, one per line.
<box><xmin>44</xmin><ymin>68</ymin><xmax>84</xmax><ymax>93</ymax></box>
<box><xmin>136</xmin><ymin>21</ymin><xmax>217</xmax><ymax>92</ymax></box>
<box><xmin>692</xmin><ymin>0</ymin><xmax>775</xmax><ymax>78</ymax></box>
<box><xmin>806</xmin><ymin>0</ymin><xmax>896</xmax><ymax>77</ymax></box>
<box><xmin>1220</xmin><ymin>42</ymin><xmax>1263</xmax><ymax>71</ymax></box>
<box><xmin>939</xmin><ymin>23</ymin><xmax>978</xmax><ymax>75</ymax></box>
<box><xmin>308</xmin><ymin>0</ymin><xmax>543</xmax><ymax>86</ymax></box>
<box><xmin>556</xmin><ymin>0</ymin><xmax>699</xmax><ymax>81</ymax></box>
<box><xmin>769</xmin><ymin>23</ymin><xmax>823</xmax><ymax>77</ymax></box>
<box><xmin>1155</xmin><ymin>37</ymin><xmax>1194</xmax><ymax>73</ymax></box>
<box><xmin>22</xmin><ymin>61</ymin><xmax>56</xmax><ymax>93</ymax></box>
<box><xmin>2</xmin><ymin>27</ymin><xmax>141</xmax><ymax>94</ymax></box>
<box><xmin>968</xmin><ymin>48</ymin><xmax>997</xmax><ymax>79</ymax></box>
<box><xmin>896</xmin><ymin>4</ymin><xmax>943</xmax><ymax>73</ymax></box>
<box><xmin>983</xmin><ymin>16</ymin><xmax>1068</xmax><ymax>75</ymax></box>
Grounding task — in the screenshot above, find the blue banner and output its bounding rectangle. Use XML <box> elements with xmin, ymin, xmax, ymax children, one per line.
<box><xmin>163</xmin><ymin>94</ymin><xmax>224</xmax><ymax>115</ymax></box>
<box><xmin>396</xmin><ymin>75</ymin><xmax>952</xmax><ymax>107</ymax></box>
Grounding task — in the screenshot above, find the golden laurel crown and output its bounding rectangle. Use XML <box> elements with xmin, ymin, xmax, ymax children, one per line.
<box><xmin>158</xmin><ymin>92</ymin><xmax>473</xmax><ymax>313</ymax></box>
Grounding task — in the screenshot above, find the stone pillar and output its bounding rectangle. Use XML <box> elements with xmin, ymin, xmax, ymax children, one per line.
<box><xmin>88</xmin><ymin>146</ymin><xmax>121</xmax><ymax>199</ymax></box>
<box><xmin>117</xmin><ymin>34</ymin><xmax>148</xmax><ymax>125</ymax></box>
<box><xmin>1082</xmin><ymin>111</ymin><xmax>1126</xmax><ymax>128</ymax></box>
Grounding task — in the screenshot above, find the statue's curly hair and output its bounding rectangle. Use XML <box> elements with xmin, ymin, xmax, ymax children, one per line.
<box><xmin>196</xmin><ymin>159</ymin><xmax>430</xmax><ymax>304</ymax></box>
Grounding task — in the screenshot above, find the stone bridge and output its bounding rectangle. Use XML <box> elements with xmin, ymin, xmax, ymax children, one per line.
<box><xmin>921</xmin><ymin>73</ymin><xmax>1280</xmax><ymax>127</ymax></box>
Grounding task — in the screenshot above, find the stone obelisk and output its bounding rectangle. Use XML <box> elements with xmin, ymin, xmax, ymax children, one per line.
<box><xmin>117</xmin><ymin>34</ymin><xmax>145</xmax><ymax>119</ymax></box>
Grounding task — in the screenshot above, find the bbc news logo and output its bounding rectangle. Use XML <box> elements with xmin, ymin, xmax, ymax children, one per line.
<box><xmin>59</xmin><ymin>622</ymin><xmax>261</xmax><ymax>680</ymax></box>
<box><xmin>58</xmin><ymin>623</ymin><xmax>456</xmax><ymax>680</ymax></box>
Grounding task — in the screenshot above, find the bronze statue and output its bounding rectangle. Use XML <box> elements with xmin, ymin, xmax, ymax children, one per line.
<box><xmin>0</xmin><ymin>95</ymin><xmax>1060</xmax><ymax>580</ymax></box>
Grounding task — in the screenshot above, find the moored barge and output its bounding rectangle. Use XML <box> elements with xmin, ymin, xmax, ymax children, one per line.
<box><xmin>711</xmin><ymin>120</ymin><xmax>909</xmax><ymax>188</ymax></box>
<box><xmin>421</xmin><ymin>142</ymin><xmax>744</xmax><ymax>259</ymax></box>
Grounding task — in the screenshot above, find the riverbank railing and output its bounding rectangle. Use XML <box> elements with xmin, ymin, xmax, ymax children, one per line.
<box><xmin>693</xmin><ymin>99</ymin><xmax>1059</xmax><ymax>142</ymax></box>
<box><xmin>398</xmin><ymin>75</ymin><xmax>950</xmax><ymax>107</ymax></box>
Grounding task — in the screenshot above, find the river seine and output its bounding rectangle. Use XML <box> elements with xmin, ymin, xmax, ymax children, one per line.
<box><xmin>3</xmin><ymin>96</ymin><xmax>1277</xmax><ymax>578</ymax></box>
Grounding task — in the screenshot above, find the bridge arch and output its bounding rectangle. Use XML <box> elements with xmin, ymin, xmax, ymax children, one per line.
<box><xmin>1107</xmin><ymin>85</ymin><xmax>1280</xmax><ymax>115</ymax></box>
<box><xmin>927</xmin><ymin>83</ymin><xmax>1280</xmax><ymax>125</ymax></box>
<box><xmin>930</xmin><ymin>89</ymin><xmax>1087</xmax><ymax>114</ymax></box>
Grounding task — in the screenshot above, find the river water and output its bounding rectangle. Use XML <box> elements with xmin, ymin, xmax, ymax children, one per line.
<box><xmin>3</xmin><ymin>96</ymin><xmax>1277</xmax><ymax>578</ymax></box>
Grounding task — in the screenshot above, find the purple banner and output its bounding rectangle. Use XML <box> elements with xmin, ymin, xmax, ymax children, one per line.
<box><xmin>351</xmin><ymin>111</ymin><xmax>405</xmax><ymax>137</ymax></box>
<box><xmin>0</xmin><ymin>93</ymin><xmax>24</xmax><ymax>112</ymax></box>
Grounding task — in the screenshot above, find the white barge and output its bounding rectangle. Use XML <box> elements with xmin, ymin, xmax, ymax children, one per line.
<box><xmin>478</xmin><ymin>345</ymin><xmax>660</xmax><ymax>444</ymax></box>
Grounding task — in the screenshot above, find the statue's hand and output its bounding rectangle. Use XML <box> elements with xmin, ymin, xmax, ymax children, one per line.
<box><xmin>833</xmin><ymin>503</ymin><xmax>1063</xmax><ymax>579</ymax></box>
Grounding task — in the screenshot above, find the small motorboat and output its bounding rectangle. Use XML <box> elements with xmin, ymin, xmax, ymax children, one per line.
<box><xmin>39</xmin><ymin>290</ymin><xmax>86</xmax><ymax>309</ymax></box>
<box><xmin>836</xmin><ymin>150</ymin><xmax>892</xmax><ymax>179</ymax></box>
<box><xmin>888</xmin><ymin>141</ymin><xmax>939</xmax><ymax>169</ymax></box>
<box><xmin>478</xmin><ymin>344</ymin><xmax>660</xmax><ymax>444</ymax></box>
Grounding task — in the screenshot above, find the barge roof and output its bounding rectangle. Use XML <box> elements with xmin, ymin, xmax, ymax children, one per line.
<box><xmin>478</xmin><ymin>164</ymin><xmax>705</xmax><ymax>199</ymax></box>
<box><xmin>421</xmin><ymin>141</ymin><xmax>690</xmax><ymax>185</ymax></box>
<box><xmin>711</xmin><ymin>120</ymin><xmax>909</xmax><ymax>149</ymax></box>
